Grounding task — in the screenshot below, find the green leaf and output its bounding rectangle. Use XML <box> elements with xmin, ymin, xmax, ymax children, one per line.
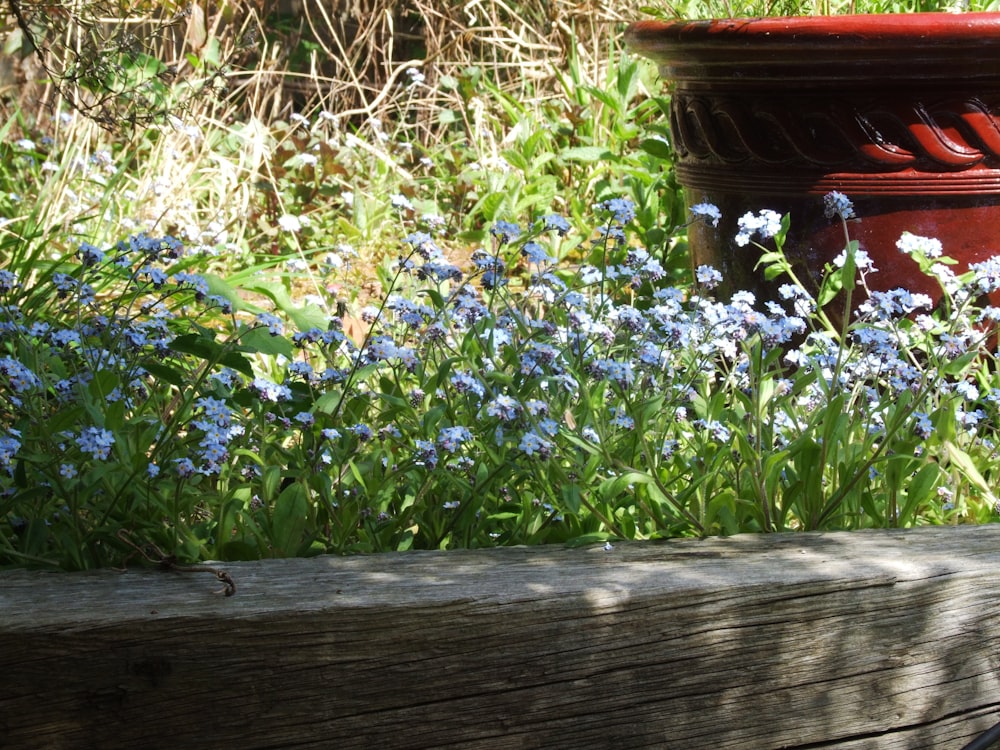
<box><xmin>475</xmin><ymin>191</ymin><xmax>507</xmax><ymax>222</ymax></box>
<box><xmin>585</xmin><ymin>86</ymin><xmax>625</xmax><ymax>115</ymax></box>
<box><xmin>639</xmin><ymin>138</ymin><xmax>672</xmax><ymax>160</ymax></box>
<box><xmin>500</xmin><ymin>149</ymin><xmax>529</xmax><ymax>172</ymax></box>
<box><xmin>239</xmin><ymin>326</ymin><xmax>294</xmax><ymax>358</ymax></box>
<box><xmin>141</xmin><ymin>361</ymin><xmax>186</xmax><ymax>387</ymax></box>
<box><xmin>704</xmin><ymin>489</ymin><xmax>737</xmax><ymax>531</ymax></box>
<box><xmin>271</xmin><ymin>482</ymin><xmax>309</xmax><ymax>556</ymax></box>
<box><xmin>347</xmin><ymin>460</ymin><xmax>369</xmax><ymax>492</ymax></box>
<box><xmin>221</xmin><ymin>540</ymin><xmax>262</xmax><ymax>561</ymax></box>
<box><xmin>486</xmin><ymin>512</ymin><xmax>520</xmax><ymax>521</ymax></box>
<box><xmin>560</xmin><ymin>146</ymin><xmax>615</xmax><ymax>163</ymax></box>
<box><xmin>561</xmin><ymin>484</ymin><xmax>583</xmax><ymax>515</ymax></box>
<box><xmin>219</xmin><ymin>351</ymin><xmax>254</xmax><ymax>377</ymax></box>
<box><xmin>817</xmin><ymin>269</ymin><xmax>844</xmax><ymax>307</ymax></box>
<box><xmin>944</xmin><ymin>441</ymin><xmax>999</xmax><ymax>508</ymax></box>
<box><xmin>900</xmin><ymin>463</ymin><xmax>942</xmax><ymax>523</ymax></box>
<box><xmin>395</xmin><ymin>530</ymin><xmax>414</xmax><ymax>552</ymax></box>
<box><xmin>788</xmin><ymin>436</ymin><xmax>825</xmax><ymax>525</ymax></box>
<box><xmin>838</xmin><ymin>240</ymin><xmax>858</xmax><ymax>294</ymax></box>
<box><xmin>170</xmin><ymin>332</ymin><xmax>222</xmax><ymax>360</ymax></box>
<box><xmin>202</xmin><ymin>36</ymin><xmax>221</xmax><ymax>68</ymax></box>
<box><xmin>242</xmin><ymin>284</ymin><xmax>328</xmax><ymax>333</ymax></box>
<box><xmin>940</xmin><ymin>352</ymin><xmax>979</xmax><ymax>377</ymax></box>
<box><xmin>204</xmin><ymin>273</ymin><xmax>249</xmax><ymax>312</ymax></box>
<box><xmin>312</xmin><ymin>390</ymin><xmax>344</xmax><ymax>415</ymax></box>
<box><xmin>263</xmin><ymin>465</ymin><xmax>283</xmax><ymax>502</ymax></box>
<box><xmin>564</xmin><ymin>532</ymin><xmax>614</xmax><ymax>548</ymax></box>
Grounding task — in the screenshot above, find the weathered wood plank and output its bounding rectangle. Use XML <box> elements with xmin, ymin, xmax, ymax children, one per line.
<box><xmin>3</xmin><ymin>526</ymin><xmax>1000</xmax><ymax>749</ymax></box>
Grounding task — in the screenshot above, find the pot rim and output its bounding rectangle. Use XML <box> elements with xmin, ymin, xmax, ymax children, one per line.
<box><xmin>626</xmin><ymin>12</ymin><xmax>1000</xmax><ymax>84</ymax></box>
<box><xmin>627</xmin><ymin>11</ymin><xmax>1000</xmax><ymax>41</ymax></box>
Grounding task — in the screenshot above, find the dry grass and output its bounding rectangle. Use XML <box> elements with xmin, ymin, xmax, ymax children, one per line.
<box><xmin>1</xmin><ymin>0</ymin><xmax>650</xmax><ymax>139</ymax></box>
<box><xmin>0</xmin><ymin>0</ymin><xmax>657</xmax><ymax>310</ymax></box>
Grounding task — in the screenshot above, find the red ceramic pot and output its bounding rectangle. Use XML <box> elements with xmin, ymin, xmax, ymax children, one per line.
<box><xmin>626</xmin><ymin>14</ymin><xmax>1000</xmax><ymax>308</ymax></box>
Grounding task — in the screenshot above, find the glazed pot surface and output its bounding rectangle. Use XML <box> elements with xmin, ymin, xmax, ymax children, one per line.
<box><xmin>626</xmin><ymin>13</ymin><xmax>1000</xmax><ymax>307</ymax></box>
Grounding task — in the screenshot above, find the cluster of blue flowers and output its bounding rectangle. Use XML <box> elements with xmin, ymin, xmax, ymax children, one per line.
<box><xmin>3</xmin><ymin>190</ymin><xmax>1000</xmax><ymax>566</ymax></box>
<box><xmin>0</xmin><ymin>233</ymin><xmax>260</xmax><ymax>492</ymax></box>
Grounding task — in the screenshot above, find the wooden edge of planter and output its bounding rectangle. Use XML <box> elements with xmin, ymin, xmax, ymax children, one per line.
<box><xmin>3</xmin><ymin>525</ymin><xmax>1000</xmax><ymax>749</ymax></box>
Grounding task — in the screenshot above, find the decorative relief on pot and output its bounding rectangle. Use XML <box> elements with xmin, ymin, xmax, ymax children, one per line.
<box><xmin>671</xmin><ymin>93</ymin><xmax>1000</xmax><ymax>192</ymax></box>
<box><xmin>626</xmin><ymin>14</ymin><xmax>1000</xmax><ymax>309</ymax></box>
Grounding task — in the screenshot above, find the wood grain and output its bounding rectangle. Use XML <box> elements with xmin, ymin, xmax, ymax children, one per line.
<box><xmin>3</xmin><ymin>526</ymin><xmax>1000</xmax><ymax>749</ymax></box>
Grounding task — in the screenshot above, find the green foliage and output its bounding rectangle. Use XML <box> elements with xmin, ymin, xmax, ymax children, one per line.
<box><xmin>3</xmin><ymin>0</ymin><xmax>1000</xmax><ymax>571</ymax></box>
<box><xmin>2</xmin><ymin>191</ymin><xmax>1000</xmax><ymax>570</ymax></box>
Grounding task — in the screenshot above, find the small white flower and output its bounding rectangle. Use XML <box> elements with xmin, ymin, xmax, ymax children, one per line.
<box><xmin>930</xmin><ymin>262</ymin><xmax>960</xmax><ymax>293</ymax></box>
<box><xmin>695</xmin><ymin>264</ymin><xmax>723</xmax><ymax>289</ymax></box>
<box><xmin>971</xmin><ymin>256</ymin><xmax>1000</xmax><ymax>293</ymax></box>
<box><xmin>896</xmin><ymin>232</ymin><xmax>943</xmax><ymax>258</ymax></box>
<box><xmin>603</xmin><ymin>541</ymin><xmax>614</xmax><ymax>552</ymax></box>
<box><xmin>167</xmin><ymin>115</ymin><xmax>202</xmax><ymax>142</ymax></box>
<box><xmin>735</xmin><ymin>209</ymin><xmax>782</xmax><ymax>247</ymax></box>
<box><xmin>390</xmin><ymin>194</ymin><xmax>414</xmax><ymax>211</ymax></box>
<box><xmin>832</xmin><ymin>247</ymin><xmax>877</xmax><ymax>273</ymax></box>
<box><xmin>278</xmin><ymin>214</ymin><xmax>302</xmax><ymax>233</ymax></box>
<box><xmin>690</xmin><ymin>202</ymin><xmax>721</xmax><ymax>227</ymax></box>
<box><xmin>955</xmin><ymin>381</ymin><xmax>980</xmax><ymax>401</ymax></box>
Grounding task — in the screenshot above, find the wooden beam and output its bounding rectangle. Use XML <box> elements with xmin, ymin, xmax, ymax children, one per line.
<box><xmin>3</xmin><ymin>526</ymin><xmax>1000</xmax><ymax>749</ymax></box>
